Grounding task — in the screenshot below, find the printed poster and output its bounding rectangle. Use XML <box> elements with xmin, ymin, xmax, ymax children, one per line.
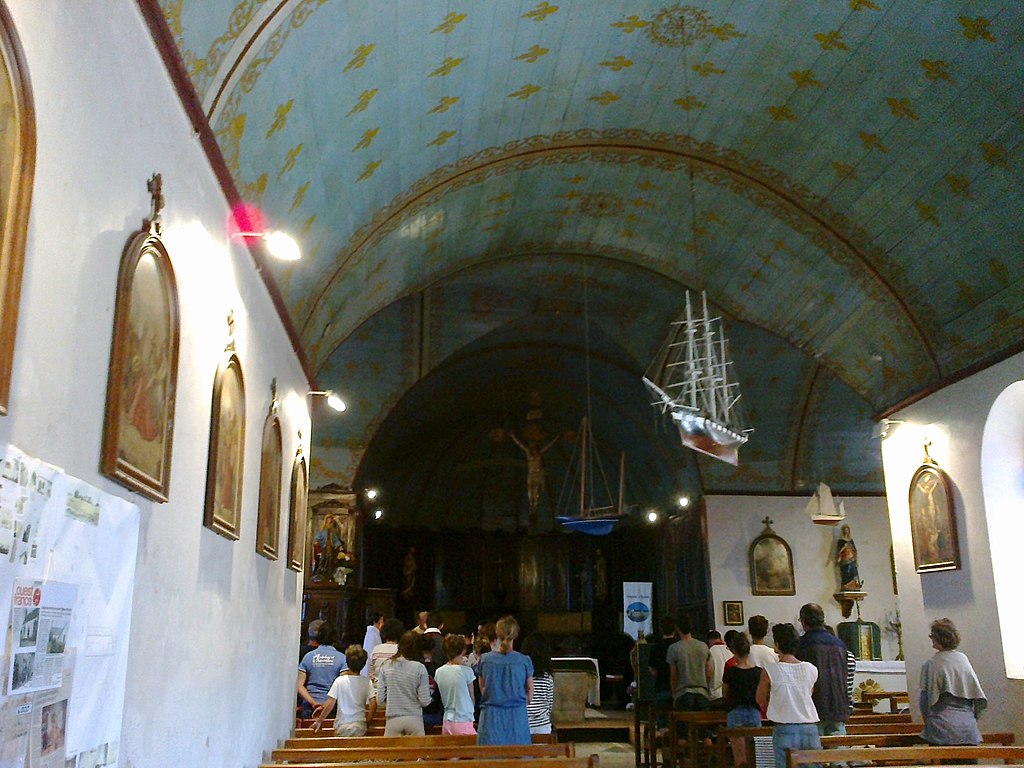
<box><xmin>8</xmin><ymin>579</ymin><xmax>76</xmax><ymax>695</ymax></box>
<box><xmin>623</xmin><ymin>581</ymin><xmax>653</xmax><ymax>639</ymax></box>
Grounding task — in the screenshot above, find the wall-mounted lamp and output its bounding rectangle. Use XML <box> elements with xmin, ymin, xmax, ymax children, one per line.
<box><xmin>366</xmin><ymin>488</ymin><xmax>379</xmax><ymax>501</ymax></box>
<box><xmin>677</xmin><ymin>495</ymin><xmax>690</xmax><ymax>508</ymax></box>
<box><xmin>871</xmin><ymin>418</ymin><xmax>904</xmax><ymax>440</ymax></box>
<box><xmin>231</xmin><ymin>229</ymin><xmax>302</xmax><ymax>261</ymax></box>
<box><xmin>646</xmin><ymin>510</ymin><xmax>659</xmax><ymax>523</ymax></box>
<box><xmin>309</xmin><ymin>390</ymin><xmax>347</xmax><ymax>412</ymax></box>
<box><xmin>373</xmin><ymin>509</ymin><xmax>383</xmax><ymax>520</ymax></box>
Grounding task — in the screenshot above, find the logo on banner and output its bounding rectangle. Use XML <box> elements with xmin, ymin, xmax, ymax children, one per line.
<box><xmin>13</xmin><ymin>584</ymin><xmax>37</xmax><ymax>607</ymax></box>
<box><xmin>626</xmin><ymin>601</ymin><xmax>651</xmax><ymax>622</ymax></box>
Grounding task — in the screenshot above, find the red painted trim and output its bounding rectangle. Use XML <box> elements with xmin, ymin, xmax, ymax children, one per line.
<box><xmin>136</xmin><ymin>0</ymin><xmax>314</xmax><ymax>388</ymax></box>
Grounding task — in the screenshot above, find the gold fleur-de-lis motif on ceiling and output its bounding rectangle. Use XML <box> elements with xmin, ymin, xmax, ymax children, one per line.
<box><xmin>886</xmin><ymin>97</ymin><xmax>918</xmax><ymax>120</ymax></box>
<box><xmin>790</xmin><ymin>70</ymin><xmax>822</xmax><ymax>88</ymax></box>
<box><xmin>578</xmin><ymin>193</ymin><xmax>624</xmax><ymax>218</ymax></box>
<box><xmin>523</xmin><ymin>2</ymin><xmax>559</xmax><ymax>22</ymax></box>
<box><xmin>920</xmin><ymin>59</ymin><xmax>953</xmax><ymax>83</ymax></box>
<box><xmin>515</xmin><ymin>45</ymin><xmax>549</xmax><ymax>63</ymax></box>
<box><xmin>709</xmin><ymin>23</ymin><xmax>745</xmax><ymax>41</ymax></box>
<box><xmin>945</xmin><ymin>175</ymin><xmax>972</xmax><ymax>198</ymax></box>
<box><xmin>301</xmin><ymin>214</ymin><xmax>316</xmax><ymax>237</ymax></box>
<box><xmin>858</xmin><ymin>132</ymin><xmax>889</xmax><ymax>153</ymax></box>
<box><xmin>357</xmin><ymin>161</ymin><xmax>381</xmax><ymax>182</ymax></box>
<box><xmin>565</xmin><ymin>175</ymin><xmax>586</xmax><ymax>184</ymax></box>
<box><xmin>556</xmin><ymin>190</ymin><xmax>581</xmax><ymax>200</ymax></box>
<box><xmin>958</xmin><ymin>16</ymin><xmax>996</xmax><ymax>42</ymax></box>
<box><xmin>638</xmin><ymin>180</ymin><xmax>661</xmax><ymax>191</ymax></box>
<box><xmin>612</xmin><ymin>15</ymin><xmax>648</xmax><ymax>33</ymax></box>
<box><xmin>692</xmin><ymin>61</ymin><xmax>724</xmax><ymax>77</ymax></box>
<box><xmin>428</xmin><ymin>96</ymin><xmax>459</xmax><ymax>115</ymax></box>
<box><xmin>814</xmin><ymin>30</ymin><xmax>849</xmax><ymax>51</ymax></box>
<box><xmin>600</xmin><ymin>56</ymin><xmax>633</xmax><ymax>71</ymax></box>
<box><xmin>489</xmin><ymin>192</ymin><xmax>512</xmax><ymax>203</ymax></box>
<box><xmin>590</xmin><ymin>91</ymin><xmax>620</xmax><ymax>106</ymax></box>
<box><xmin>278</xmin><ymin>144</ymin><xmax>303</xmax><ymax>178</ymax></box>
<box><xmin>674</xmin><ymin>95</ymin><xmax>705</xmax><ymax>111</ymax></box>
<box><xmin>266</xmin><ymin>99</ymin><xmax>293</xmax><ymax>138</ymax></box>
<box><xmin>428</xmin><ymin>130</ymin><xmax>457</xmax><ymax>147</ymax></box>
<box><xmin>915</xmin><ymin>201</ymin><xmax>940</xmax><ymax>226</ymax></box>
<box><xmin>850</xmin><ymin>0</ymin><xmax>880</xmax><ymax>10</ymax></box>
<box><xmin>767</xmin><ymin>104</ymin><xmax>797</xmax><ymax>122</ymax></box>
<box><xmin>429</xmin><ymin>57</ymin><xmax>463</xmax><ymax>77</ymax></box>
<box><xmin>344</xmin><ymin>44</ymin><xmax>375</xmax><ymax>73</ymax></box>
<box><xmin>353</xmin><ymin>128</ymin><xmax>378</xmax><ymax>151</ymax></box>
<box><xmin>990</xmin><ymin>259</ymin><xmax>1010</xmax><ymax>286</ymax></box>
<box><xmin>980</xmin><ymin>142</ymin><xmax>1007</xmax><ymax>167</ymax></box>
<box><xmin>291</xmin><ymin>181</ymin><xmax>309</xmax><ymax>212</ymax></box>
<box><xmin>832</xmin><ymin>161</ymin><xmax>858</xmax><ymax>180</ymax></box>
<box><xmin>508</xmin><ymin>84</ymin><xmax>542</xmax><ymax>100</ymax></box>
<box><xmin>431</xmin><ymin>12</ymin><xmax>466</xmax><ymax>34</ymax></box>
<box><xmin>348</xmin><ymin>89</ymin><xmax>377</xmax><ymax>116</ymax></box>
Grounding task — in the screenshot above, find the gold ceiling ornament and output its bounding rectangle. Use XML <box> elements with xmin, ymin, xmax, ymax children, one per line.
<box><xmin>577</xmin><ymin>193</ymin><xmax>625</xmax><ymax>218</ymax></box>
<box><xmin>646</xmin><ymin>5</ymin><xmax>712</xmax><ymax>47</ymax></box>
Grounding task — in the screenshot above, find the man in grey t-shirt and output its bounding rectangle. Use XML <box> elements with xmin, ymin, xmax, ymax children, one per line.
<box><xmin>666</xmin><ymin>617</ymin><xmax>713</xmax><ymax>711</ymax></box>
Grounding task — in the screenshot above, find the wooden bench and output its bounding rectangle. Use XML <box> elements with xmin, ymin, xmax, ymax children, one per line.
<box><xmin>716</xmin><ymin>722</ymin><xmax>925</xmax><ymax>768</ymax></box>
<box><xmin>788</xmin><ymin>745</ymin><xmax>1024</xmax><ymax>768</ymax></box>
<box><xmin>292</xmin><ymin>725</ymin><xmax>443</xmax><ymax>737</ymax></box>
<box><xmin>259</xmin><ymin>757</ymin><xmax>600</xmax><ymax>768</ymax></box>
<box><xmin>285</xmin><ymin>734</ymin><xmax>557</xmax><ymax>748</ymax></box>
<box><xmin>820</xmin><ymin>732</ymin><xmax>1015</xmax><ymax>749</ymax></box>
<box><xmin>858</xmin><ymin>691</ymin><xmax>910</xmax><ymax>714</ymax></box>
<box><xmin>270</xmin><ymin>743</ymin><xmax>573</xmax><ymax>763</ymax></box>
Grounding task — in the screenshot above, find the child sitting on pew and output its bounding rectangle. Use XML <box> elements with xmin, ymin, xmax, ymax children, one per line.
<box><xmin>312</xmin><ymin>645</ymin><xmax>372</xmax><ymax>735</ymax></box>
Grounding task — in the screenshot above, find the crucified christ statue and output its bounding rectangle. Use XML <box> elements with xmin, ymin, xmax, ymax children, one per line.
<box><xmin>510</xmin><ymin>430</ymin><xmax>559</xmax><ymax>517</ymax></box>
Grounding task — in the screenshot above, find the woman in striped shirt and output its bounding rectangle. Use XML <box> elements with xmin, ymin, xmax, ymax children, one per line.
<box><xmin>523</xmin><ymin>632</ymin><xmax>554</xmax><ymax>735</ymax></box>
<box><xmin>377</xmin><ymin>631</ymin><xmax>433</xmax><ymax>735</ymax></box>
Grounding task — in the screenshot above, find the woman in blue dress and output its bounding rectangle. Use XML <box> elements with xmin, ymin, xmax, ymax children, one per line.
<box><xmin>477</xmin><ymin>615</ymin><xmax>533</xmax><ymax>745</ymax></box>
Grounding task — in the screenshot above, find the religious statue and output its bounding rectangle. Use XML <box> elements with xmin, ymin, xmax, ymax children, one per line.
<box><xmin>400</xmin><ymin>546</ymin><xmax>416</xmax><ymax>600</ymax></box>
<box><xmin>836</xmin><ymin>524</ymin><xmax>862</xmax><ymax>591</ymax></box>
<box><xmin>509</xmin><ymin>429</ymin><xmax>559</xmax><ymax>518</ymax></box>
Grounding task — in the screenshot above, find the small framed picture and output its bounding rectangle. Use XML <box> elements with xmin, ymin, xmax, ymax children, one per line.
<box><xmin>202</xmin><ymin>350</ymin><xmax>246</xmax><ymax>540</ymax></box>
<box><xmin>908</xmin><ymin>460</ymin><xmax>959</xmax><ymax>573</ymax></box>
<box><xmin>286</xmin><ymin>449</ymin><xmax>308</xmax><ymax>572</ymax></box>
<box><xmin>749</xmin><ymin>518</ymin><xmax>796</xmax><ymax>596</ymax></box>
<box><xmin>723</xmin><ymin>601</ymin><xmax>744</xmax><ymax>626</ymax></box>
<box><xmin>255</xmin><ymin>382</ymin><xmax>282</xmax><ymax>560</ymax></box>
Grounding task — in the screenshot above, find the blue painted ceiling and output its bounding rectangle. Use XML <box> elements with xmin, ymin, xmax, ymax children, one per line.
<box><xmin>157</xmin><ymin>0</ymin><xmax>1023</xmax><ymax>526</ymax></box>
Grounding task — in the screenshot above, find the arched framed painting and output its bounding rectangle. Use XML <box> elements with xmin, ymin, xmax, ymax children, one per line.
<box><xmin>749</xmin><ymin>517</ymin><xmax>796</xmax><ymax>596</ymax></box>
<box><xmin>101</xmin><ymin>175</ymin><xmax>179</xmax><ymax>501</ymax></box>
<box><xmin>255</xmin><ymin>381</ymin><xmax>283</xmax><ymax>560</ymax></box>
<box><xmin>908</xmin><ymin>460</ymin><xmax>959</xmax><ymax>573</ymax></box>
<box><xmin>0</xmin><ymin>2</ymin><xmax>35</xmax><ymax>415</ymax></box>
<box><xmin>286</xmin><ymin>447</ymin><xmax>308</xmax><ymax>572</ymax></box>
<box><xmin>203</xmin><ymin>348</ymin><xmax>246</xmax><ymax>540</ymax></box>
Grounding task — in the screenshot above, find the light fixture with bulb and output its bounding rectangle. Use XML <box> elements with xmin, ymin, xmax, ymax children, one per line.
<box><xmin>231</xmin><ymin>228</ymin><xmax>302</xmax><ymax>261</ymax></box>
<box><xmin>366</xmin><ymin>488</ymin><xmax>379</xmax><ymax>500</ymax></box>
<box><xmin>308</xmin><ymin>390</ymin><xmax>347</xmax><ymax>412</ymax></box>
<box><xmin>374</xmin><ymin>509</ymin><xmax>383</xmax><ymax>520</ymax></box>
<box><xmin>646</xmin><ymin>510</ymin><xmax>659</xmax><ymax>523</ymax></box>
<box><xmin>677</xmin><ymin>496</ymin><xmax>690</xmax><ymax>508</ymax></box>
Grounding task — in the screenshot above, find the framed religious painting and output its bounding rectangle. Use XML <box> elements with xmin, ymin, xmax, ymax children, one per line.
<box><xmin>723</xmin><ymin>600</ymin><xmax>744</xmax><ymax>626</ymax></box>
<box><xmin>0</xmin><ymin>4</ymin><xmax>34</xmax><ymax>416</ymax></box>
<box><xmin>908</xmin><ymin>452</ymin><xmax>959</xmax><ymax>573</ymax></box>
<box><xmin>286</xmin><ymin>447</ymin><xmax>308</xmax><ymax>572</ymax></box>
<box><xmin>203</xmin><ymin>341</ymin><xmax>246</xmax><ymax>540</ymax></box>
<box><xmin>101</xmin><ymin>175</ymin><xmax>180</xmax><ymax>502</ymax></box>
<box><xmin>307</xmin><ymin>502</ymin><xmax>357</xmax><ymax>585</ymax></box>
<box><xmin>254</xmin><ymin>381</ymin><xmax>282</xmax><ymax>560</ymax></box>
<box><xmin>749</xmin><ymin>517</ymin><xmax>796</xmax><ymax>595</ymax></box>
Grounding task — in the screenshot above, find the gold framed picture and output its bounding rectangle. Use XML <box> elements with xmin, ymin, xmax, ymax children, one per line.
<box><xmin>723</xmin><ymin>600</ymin><xmax>744</xmax><ymax>626</ymax></box>
<box><xmin>908</xmin><ymin>459</ymin><xmax>959</xmax><ymax>573</ymax></box>
<box><xmin>203</xmin><ymin>350</ymin><xmax>246</xmax><ymax>540</ymax></box>
<box><xmin>255</xmin><ymin>382</ymin><xmax>282</xmax><ymax>560</ymax></box>
<box><xmin>749</xmin><ymin>517</ymin><xmax>796</xmax><ymax>596</ymax></box>
<box><xmin>101</xmin><ymin>175</ymin><xmax>179</xmax><ymax>502</ymax></box>
<box><xmin>286</xmin><ymin>448</ymin><xmax>308</xmax><ymax>572</ymax></box>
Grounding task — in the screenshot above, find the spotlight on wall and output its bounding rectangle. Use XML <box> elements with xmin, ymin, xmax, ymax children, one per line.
<box><xmin>374</xmin><ymin>509</ymin><xmax>383</xmax><ymax>520</ymax></box>
<box><xmin>871</xmin><ymin>418</ymin><xmax>904</xmax><ymax>440</ymax></box>
<box><xmin>646</xmin><ymin>510</ymin><xmax>659</xmax><ymax>523</ymax></box>
<box><xmin>366</xmin><ymin>488</ymin><xmax>379</xmax><ymax>500</ymax></box>
<box><xmin>231</xmin><ymin>228</ymin><xmax>302</xmax><ymax>261</ymax></box>
<box><xmin>308</xmin><ymin>390</ymin><xmax>347</xmax><ymax>412</ymax></box>
<box><xmin>677</xmin><ymin>495</ymin><xmax>690</xmax><ymax>508</ymax></box>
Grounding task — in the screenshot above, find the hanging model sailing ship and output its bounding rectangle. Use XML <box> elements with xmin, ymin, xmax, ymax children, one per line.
<box><xmin>805</xmin><ymin>481</ymin><xmax>846</xmax><ymax>525</ymax></box>
<box><xmin>643</xmin><ymin>291</ymin><xmax>751</xmax><ymax>465</ymax></box>
<box><xmin>556</xmin><ymin>417</ymin><xmax>629</xmax><ymax>536</ymax></box>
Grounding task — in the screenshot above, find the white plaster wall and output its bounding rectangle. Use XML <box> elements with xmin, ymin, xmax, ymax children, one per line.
<box><xmin>706</xmin><ymin>495</ymin><xmax>899</xmax><ymax>658</ymax></box>
<box><xmin>882</xmin><ymin>355</ymin><xmax>1024</xmax><ymax>740</ymax></box>
<box><xmin>0</xmin><ymin>3</ymin><xmax>309</xmax><ymax>766</ymax></box>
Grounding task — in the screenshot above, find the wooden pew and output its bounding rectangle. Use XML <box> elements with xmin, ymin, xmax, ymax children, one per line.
<box><xmin>292</xmin><ymin>724</ymin><xmax>443</xmax><ymax>737</ymax></box>
<box><xmin>259</xmin><ymin>757</ymin><xmax>600</xmax><ymax>768</ymax></box>
<box><xmin>668</xmin><ymin>711</ymin><xmax>727</xmax><ymax>768</ymax></box>
<box><xmin>820</xmin><ymin>732</ymin><xmax>1015</xmax><ymax>748</ymax></box>
<box><xmin>285</xmin><ymin>733</ymin><xmax>557</xmax><ymax>748</ymax></box>
<box><xmin>859</xmin><ymin>690</ymin><xmax>910</xmax><ymax>713</ymax></box>
<box><xmin>716</xmin><ymin>722</ymin><xmax>925</xmax><ymax>768</ymax></box>
<box><xmin>788</xmin><ymin>745</ymin><xmax>1024</xmax><ymax>768</ymax></box>
<box><xmin>270</xmin><ymin>743</ymin><xmax>573</xmax><ymax>764</ymax></box>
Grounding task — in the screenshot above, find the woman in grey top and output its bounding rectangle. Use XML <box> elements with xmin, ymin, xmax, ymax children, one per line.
<box><xmin>919</xmin><ymin>618</ymin><xmax>986</xmax><ymax>745</ymax></box>
<box><xmin>378</xmin><ymin>631</ymin><xmax>432</xmax><ymax>735</ymax></box>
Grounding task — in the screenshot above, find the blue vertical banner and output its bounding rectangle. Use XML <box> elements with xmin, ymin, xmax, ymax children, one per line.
<box><xmin>623</xmin><ymin>581</ymin><xmax>653</xmax><ymax>639</ymax></box>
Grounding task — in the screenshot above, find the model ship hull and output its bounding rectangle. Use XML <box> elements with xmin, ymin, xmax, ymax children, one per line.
<box><xmin>643</xmin><ymin>376</ymin><xmax>749</xmax><ymax>466</ymax></box>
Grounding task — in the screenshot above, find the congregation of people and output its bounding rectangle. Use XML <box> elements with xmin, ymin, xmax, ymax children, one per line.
<box><xmin>296</xmin><ymin>610</ymin><xmax>555</xmax><ymax>745</ymax></box>
<box><xmin>646</xmin><ymin>603</ymin><xmax>988</xmax><ymax>768</ymax></box>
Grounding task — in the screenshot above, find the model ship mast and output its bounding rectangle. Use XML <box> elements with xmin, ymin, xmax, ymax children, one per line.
<box><xmin>805</xmin><ymin>482</ymin><xmax>846</xmax><ymax>525</ymax></box>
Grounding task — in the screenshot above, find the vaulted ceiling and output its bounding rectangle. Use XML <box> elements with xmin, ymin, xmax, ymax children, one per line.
<box><xmin>151</xmin><ymin>0</ymin><xmax>1023</xmax><ymax>527</ymax></box>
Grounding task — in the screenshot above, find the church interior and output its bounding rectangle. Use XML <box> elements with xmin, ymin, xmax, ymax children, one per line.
<box><xmin>0</xmin><ymin>1</ymin><xmax>1019</xmax><ymax>766</ymax></box>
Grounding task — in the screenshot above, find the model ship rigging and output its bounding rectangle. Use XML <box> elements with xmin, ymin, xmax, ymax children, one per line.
<box><xmin>805</xmin><ymin>481</ymin><xmax>846</xmax><ymax>525</ymax></box>
<box><xmin>643</xmin><ymin>290</ymin><xmax>751</xmax><ymax>465</ymax></box>
<box><xmin>556</xmin><ymin>417</ymin><xmax>629</xmax><ymax>536</ymax></box>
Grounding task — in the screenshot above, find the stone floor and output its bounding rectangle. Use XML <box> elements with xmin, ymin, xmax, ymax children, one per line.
<box><xmin>571</xmin><ymin>741</ymin><xmax>636</xmax><ymax>768</ymax></box>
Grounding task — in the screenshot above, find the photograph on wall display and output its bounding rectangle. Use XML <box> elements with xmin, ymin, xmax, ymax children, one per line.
<box><xmin>749</xmin><ymin>517</ymin><xmax>796</xmax><ymax>595</ymax></box>
<box><xmin>101</xmin><ymin>174</ymin><xmax>180</xmax><ymax>502</ymax></box>
<box><xmin>723</xmin><ymin>600</ymin><xmax>744</xmax><ymax>626</ymax></box>
<box><xmin>0</xmin><ymin>5</ymin><xmax>35</xmax><ymax>416</ymax></box>
<box><xmin>287</xmin><ymin>451</ymin><xmax>308</xmax><ymax>572</ymax></box>
<box><xmin>203</xmin><ymin>348</ymin><xmax>246</xmax><ymax>540</ymax></box>
<box><xmin>255</xmin><ymin>382</ymin><xmax>283</xmax><ymax>560</ymax></box>
<box><xmin>908</xmin><ymin>456</ymin><xmax>959</xmax><ymax>573</ymax></box>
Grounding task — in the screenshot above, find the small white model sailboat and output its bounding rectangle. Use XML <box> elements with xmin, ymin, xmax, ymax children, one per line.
<box><xmin>556</xmin><ymin>417</ymin><xmax>629</xmax><ymax>536</ymax></box>
<box><xmin>643</xmin><ymin>291</ymin><xmax>751</xmax><ymax>465</ymax></box>
<box><xmin>805</xmin><ymin>482</ymin><xmax>846</xmax><ymax>525</ymax></box>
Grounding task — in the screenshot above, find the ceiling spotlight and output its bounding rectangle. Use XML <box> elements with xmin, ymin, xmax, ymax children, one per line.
<box><xmin>366</xmin><ymin>488</ymin><xmax>378</xmax><ymax>500</ymax></box>
<box><xmin>230</xmin><ymin>226</ymin><xmax>302</xmax><ymax>261</ymax></box>
<box><xmin>678</xmin><ymin>496</ymin><xmax>690</xmax><ymax>508</ymax></box>
<box><xmin>374</xmin><ymin>509</ymin><xmax>383</xmax><ymax>520</ymax></box>
<box><xmin>308</xmin><ymin>390</ymin><xmax>347</xmax><ymax>412</ymax></box>
<box><xmin>646</xmin><ymin>510</ymin><xmax>659</xmax><ymax>523</ymax></box>
<box><xmin>871</xmin><ymin>418</ymin><xmax>904</xmax><ymax>440</ymax></box>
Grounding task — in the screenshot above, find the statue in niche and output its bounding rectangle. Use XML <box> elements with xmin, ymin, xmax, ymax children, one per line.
<box><xmin>836</xmin><ymin>524</ymin><xmax>862</xmax><ymax>591</ymax></box>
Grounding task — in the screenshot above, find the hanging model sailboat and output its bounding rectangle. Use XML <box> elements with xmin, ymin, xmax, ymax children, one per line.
<box><xmin>643</xmin><ymin>291</ymin><xmax>751</xmax><ymax>465</ymax></box>
<box><xmin>805</xmin><ymin>482</ymin><xmax>846</xmax><ymax>525</ymax></box>
<box><xmin>556</xmin><ymin>417</ymin><xmax>629</xmax><ymax>536</ymax></box>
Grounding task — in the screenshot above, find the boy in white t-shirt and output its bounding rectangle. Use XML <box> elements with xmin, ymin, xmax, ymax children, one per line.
<box><xmin>312</xmin><ymin>645</ymin><xmax>372</xmax><ymax>736</ymax></box>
